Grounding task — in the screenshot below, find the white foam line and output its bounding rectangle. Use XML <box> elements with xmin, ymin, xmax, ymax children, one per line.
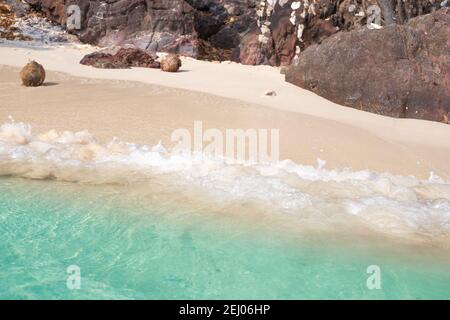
<box><xmin>1</xmin><ymin>120</ymin><xmax>450</xmax><ymax>238</ymax></box>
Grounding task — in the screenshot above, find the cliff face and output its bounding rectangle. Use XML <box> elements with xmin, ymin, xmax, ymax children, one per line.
<box><xmin>23</xmin><ymin>0</ymin><xmax>438</xmax><ymax>65</ymax></box>
<box><xmin>5</xmin><ymin>0</ymin><xmax>447</xmax><ymax>122</ymax></box>
<box><xmin>286</xmin><ymin>8</ymin><xmax>450</xmax><ymax>123</ymax></box>
<box><xmin>23</xmin><ymin>0</ymin><xmax>198</xmax><ymax>55</ymax></box>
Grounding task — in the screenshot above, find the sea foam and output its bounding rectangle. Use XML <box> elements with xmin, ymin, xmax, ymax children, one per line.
<box><xmin>1</xmin><ymin>120</ymin><xmax>449</xmax><ymax>238</ymax></box>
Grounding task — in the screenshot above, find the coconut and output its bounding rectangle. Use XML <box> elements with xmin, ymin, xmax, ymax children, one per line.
<box><xmin>160</xmin><ymin>54</ymin><xmax>182</xmax><ymax>73</ymax></box>
<box><xmin>20</xmin><ymin>61</ymin><xmax>46</xmax><ymax>87</ymax></box>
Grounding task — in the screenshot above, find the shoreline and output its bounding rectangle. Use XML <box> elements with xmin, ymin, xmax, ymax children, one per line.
<box><xmin>0</xmin><ymin>61</ymin><xmax>449</xmax><ymax>179</ymax></box>
<box><xmin>1</xmin><ymin>41</ymin><xmax>450</xmax><ymax>148</ymax></box>
<box><xmin>0</xmin><ymin>67</ymin><xmax>450</xmax><ymax>247</ymax></box>
<box><xmin>1</xmin><ymin>43</ymin><xmax>450</xmax><ymax>252</ymax></box>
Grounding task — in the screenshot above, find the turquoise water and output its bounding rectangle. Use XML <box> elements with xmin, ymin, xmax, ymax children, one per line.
<box><xmin>0</xmin><ymin>177</ymin><xmax>449</xmax><ymax>299</ymax></box>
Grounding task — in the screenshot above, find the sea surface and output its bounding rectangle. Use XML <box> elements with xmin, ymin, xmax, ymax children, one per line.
<box><xmin>0</xmin><ymin>121</ymin><xmax>449</xmax><ymax>299</ymax></box>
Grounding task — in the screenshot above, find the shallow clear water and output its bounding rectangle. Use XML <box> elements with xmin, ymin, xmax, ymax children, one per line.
<box><xmin>1</xmin><ymin>177</ymin><xmax>449</xmax><ymax>300</ymax></box>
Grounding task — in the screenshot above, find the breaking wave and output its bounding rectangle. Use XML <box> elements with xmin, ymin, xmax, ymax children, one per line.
<box><xmin>1</xmin><ymin>120</ymin><xmax>449</xmax><ymax>239</ymax></box>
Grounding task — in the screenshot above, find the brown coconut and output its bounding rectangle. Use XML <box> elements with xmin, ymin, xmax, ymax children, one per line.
<box><xmin>160</xmin><ymin>54</ymin><xmax>182</xmax><ymax>73</ymax></box>
<box><xmin>20</xmin><ymin>61</ymin><xmax>46</xmax><ymax>87</ymax></box>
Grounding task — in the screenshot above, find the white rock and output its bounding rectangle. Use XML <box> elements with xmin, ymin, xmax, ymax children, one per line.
<box><xmin>291</xmin><ymin>1</ymin><xmax>301</xmax><ymax>10</ymax></box>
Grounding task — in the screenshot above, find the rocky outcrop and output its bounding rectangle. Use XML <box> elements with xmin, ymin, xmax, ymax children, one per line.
<box><xmin>234</xmin><ymin>0</ymin><xmax>441</xmax><ymax>65</ymax></box>
<box><xmin>80</xmin><ymin>47</ymin><xmax>160</xmax><ymax>69</ymax></box>
<box><xmin>24</xmin><ymin>0</ymin><xmax>200</xmax><ymax>55</ymax></box>
<box><xmin>22</xmin><ymin>0</ymin><xmax>443</xmax><ymax>65</ymax></box>
<box><xmin>285</xmin><ymin>8</ymin><xmax>450</xmax><ymax>123</ymax></box>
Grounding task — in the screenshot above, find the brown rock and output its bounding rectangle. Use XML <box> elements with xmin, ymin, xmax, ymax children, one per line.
<box><xmin>285</xmin><ymin>9</ymin><xmax>450</xmax><ymax>123</ymax></box>
<box><xmin>197</xmin><ymin>39</ymin><xmax>232</xmax><ymax>62</ymax></box>
<box><xmin>20</xmin><ymin>61</ymin><xmax>46</xmax><ymax>87</ymax></box>
<box><xmin>0</xmin><ymin>3</ymin><xmax>11</xmax><ymax>14</ymax></box>
<box><xmin>80</xmin><ymin>48</ymin><xmax>160</xmax><ymax>69</ymax></box>
<box><xmin>160</xmin><ymin>54</ymin><xmax>182</xmax><ymax>73</ymax></box>
<box><xmin>114</xmin><ymin>48</ymin><xmax>161</xmax><ymax>69</ymax></box>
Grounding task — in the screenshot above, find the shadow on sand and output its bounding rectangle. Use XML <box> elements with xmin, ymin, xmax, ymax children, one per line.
<box><xmin>42</xmin><ymin>82</ymin><xmax>59</xmax><ymax>87</ymax></box>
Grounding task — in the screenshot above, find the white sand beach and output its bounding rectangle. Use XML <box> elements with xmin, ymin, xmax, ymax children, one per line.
<box><xmin>0</xmin><ymin>41</ymin><xmax>449</xmax><ymax>179</ymax></box>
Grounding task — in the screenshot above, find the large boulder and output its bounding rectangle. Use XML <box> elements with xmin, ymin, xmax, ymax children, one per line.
<box><xmin>285</xmin><ymin>8</ymin><xmax>450</xmax><ymax>123</ymax></box>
